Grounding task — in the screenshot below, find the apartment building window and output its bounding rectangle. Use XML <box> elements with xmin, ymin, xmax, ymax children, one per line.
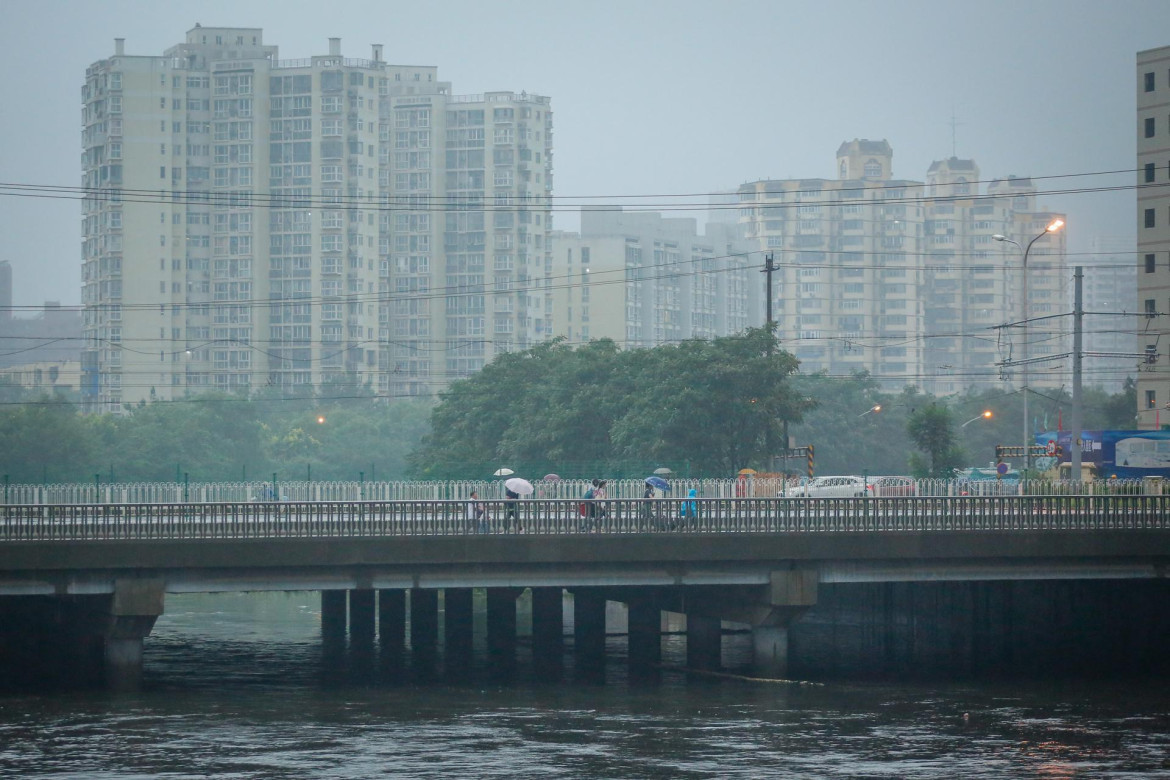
<box><xmin>1147</xmin><ymin>163</ymin><xmax>1156</xmax><ymax>182</ymax></box>
<box><xmin>1146</xmin><ymin>71</ymin><xmax>1156</xmax><ymax>92</ymax></box>
<box><xmin>1147</xmin><ymin>253</ymin><xmax>1157</xmax><ymax>273</ymax></box>
<box><xmin>1147</xmin><ymin>390</ymin><xmax>1157</xmax><ymax>409</ymax></box>
<box><xmin>1146</xmin><ymin>117</ymin><xmax>1156</xmax><ymax>138</ymax></box>
<box><xmin>1146</xmin><ymin>299</ymin><xmax>1158</xmax><ymax>317</ymax></box>
<box><xmin>1146</xmin><ymin>208</ymin><xmax>1156</xmax><ymax>228</ymax></box>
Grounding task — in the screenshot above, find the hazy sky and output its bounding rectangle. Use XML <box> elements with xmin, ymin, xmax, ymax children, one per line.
<box><xmin>1</xmin><ymin>0</ymin><xmax>1167</xmax><ymax>307</ymax></box>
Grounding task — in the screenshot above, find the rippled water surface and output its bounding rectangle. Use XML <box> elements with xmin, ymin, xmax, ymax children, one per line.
<box><xmin>1</xmin><ymin>593</ymin><xmax>1167</xmax><ymax>778</ymax></box>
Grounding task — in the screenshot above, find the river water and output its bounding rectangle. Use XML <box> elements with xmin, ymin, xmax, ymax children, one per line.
<box><xmin>1</xmin><ymin>592</ymin><xmax>1167</xmax><ymax>778</ymax></box>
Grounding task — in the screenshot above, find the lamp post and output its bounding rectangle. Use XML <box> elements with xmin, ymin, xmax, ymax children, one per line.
<box><xmin>961</xmin><ymin>410</ymin><xmax>993</xmax><ymax>428</ymax></box>
<box><xmin>994</xmin><ymin>218</ymin><xmax>1064</xmax><ymax>475</ymax></box>
<box><xmin>858</xmin><ymin>404</ymin><xmax>882</xmax><ymax>418</ymax></box>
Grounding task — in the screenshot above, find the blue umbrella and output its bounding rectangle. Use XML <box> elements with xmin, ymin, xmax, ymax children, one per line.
<box><xmin>644</xmin><ymin>476</ymin><xmax>670</xmax><ymax>492</ymax></box>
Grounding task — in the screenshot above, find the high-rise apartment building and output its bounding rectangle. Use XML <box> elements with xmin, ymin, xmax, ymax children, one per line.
<box><xmin>548</xmin><ymin>209</ymin><xmax>759</xmax><ymax>346</ymax></box>
<box><xmin>1081</xmin><ymin>237</ymin><xmax>1138</xmax><ymax>395</ymax></box>
<box><xmin>1137</xmin><ymin>46</ymin><xmax>1170</xmax><ymax>429</ymax></box>
<box><xmin>80</xmin><ymin>27</ymin><xmax>552</xmax><ymax>412</ymax></box>
<box><xmin>735</xmin><ymin>140</ymin><xmax>1067</xmax><ymax>394</ymax></box>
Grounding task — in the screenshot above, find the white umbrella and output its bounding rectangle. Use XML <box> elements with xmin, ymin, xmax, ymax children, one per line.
<box><xmin>493</xmin><ymin>468</ymin><xmax>515</xmax><ymax>477</ymax></box>
<box><xmin>504</xmin><ymin>477</ymin><xmax>534</xmax><ymax>495</ymax></box>
<box><xmin>653</xmin><ymin>467</ymin><xmax>673</xmax><ymax>475</ymax></box>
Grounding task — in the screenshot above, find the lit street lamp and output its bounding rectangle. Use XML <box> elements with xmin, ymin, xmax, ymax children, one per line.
<box><xmin>858</xmin><ymin>404</ymin><xmax>882</xmax><ymax>418</ymax></box>
<box><xmin>961</xmin><ymin>410</ymin><xmax>993</xmax><ymax>428</ymax></box>
<box><xmin>993</xmin><ymin>218</ymin><xmax>1064</xmax><ymax>474</ymax></box>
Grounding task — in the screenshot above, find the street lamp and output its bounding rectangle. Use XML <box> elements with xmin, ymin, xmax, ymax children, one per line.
<box><xmin>961</xmin><ymin>409</ymin><xmax>993</xmax><ymax>428</ymax></box>
<box><xmin>858</xmin><ymin>404</ymin><xmax>882</xmax><ymax>418</ymax></box>
<box><xmin>993</xmin><ymin>218</ymin><xmax>1064</xmax><ymax>474</ymax></box>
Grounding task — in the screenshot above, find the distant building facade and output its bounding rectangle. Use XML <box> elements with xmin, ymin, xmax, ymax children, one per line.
<box><xmin>0</xmin><ymin>361</ymin><xmax>81</xmax><ymax>397</ymax></box>
<box><xmin>0</xmin><ymin>301</ymin><xmax>83</xmax><ymax>370</ymax></box>
<box><xmin>81</xmin><ymin>27</ymin><xmax>552</xmax><ymax>412</ymax></box>
<box><xmin>548</xmin><ymin>209</ymin><xmax>759</xmax><ymax>346</ymax></box>
<box><xmin>1082</xmin><ymin>237</ymin><xmax>1138</xmax><ymax>394</ymax></box>
<box><xmin>0</xmin><ymin>261</ymin><xmax>11</xmax><ymax>323</ymax></box>
<box><xmin>734</xmin><ymin>140</ymin><xmax>1067</xmax><ymax>394</ymax></box>
<box><xmin>1137</xmin><ymin>46</ymin><xmax>1170</xmax><ymax>429</ymax></box>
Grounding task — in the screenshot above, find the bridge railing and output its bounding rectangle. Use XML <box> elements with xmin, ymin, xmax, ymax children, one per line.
<box><xmin>1</xmin><ymin>476</ymin><xmax>1164</xmax><ymax>506</ymax></box>
<box><xmin>1</xmin><ymin>495</ymin><xmax>1166</xmax><ymax>542</ymax></box>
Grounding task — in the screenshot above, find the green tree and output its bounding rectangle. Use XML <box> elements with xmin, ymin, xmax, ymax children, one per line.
<box><xmin>612</xmin><ymin>327</ymin><xmax>810</xmax><ymax>474</ymax></box>
<box><xmin>0</xmin><ymin>398</ymin><xmax>98</xmax><ymax>482</ymax></box>
<box><xmin>907</xmin><ymin>403</ymin><xmax>964</xmax><ymax>478</ymax></box>
<box><xmin>408</xmin><ymin>327</ymin><xmax>811</xmax><ymax>479</ymax></box>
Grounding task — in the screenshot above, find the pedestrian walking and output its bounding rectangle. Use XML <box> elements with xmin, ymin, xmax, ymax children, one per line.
<box><xmin>503</xmin><ymin>486</ymin><xmax>521</xmax><ymax>531</ymax></box>
<box><xmin>678</xmin><ymin>487</ymin><xmax>697</xmax><ymax>525</ymax></box>
<box><xmin>467</xmin><ymin>490</ymin><xmax>488</xmax><ymax>533</ymax></box>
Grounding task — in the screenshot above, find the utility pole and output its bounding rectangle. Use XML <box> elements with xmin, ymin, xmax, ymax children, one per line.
<box><xmin>761</xmin><ymin>252</ymin><xmax>781</xmax><ymax>472</ymax></box>
<box><xmin>762</xmin><ymin>252</ymin><xmax>776</xmax><ymax>330</ymax></box>
<box><xmin>1071</xmin><ymin>267</ymin><xmax>1083</xmax><ymax>481</ymax></box>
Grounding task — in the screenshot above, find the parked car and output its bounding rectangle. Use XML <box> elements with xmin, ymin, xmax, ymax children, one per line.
<box><xmin>781</xmin><ymin>475</ymin><xmax>870</xmax><ymax>498</ymax></box>
<box><xmin>869</xmin><ymin>476</ymin><xmax>916</xmax><ymax>497</ymax></box>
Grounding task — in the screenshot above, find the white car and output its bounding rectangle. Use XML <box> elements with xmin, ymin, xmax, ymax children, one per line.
<box><xmin>780</xmin><ymin>475</ymin><xmax>870</xmax><ymax>498</ymax></box>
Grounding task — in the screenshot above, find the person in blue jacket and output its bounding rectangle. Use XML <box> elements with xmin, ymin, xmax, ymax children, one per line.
<box><xmin>678</xmin><ymin>488</ymin><xmax>697</xmax><ymax>523</ymax></box>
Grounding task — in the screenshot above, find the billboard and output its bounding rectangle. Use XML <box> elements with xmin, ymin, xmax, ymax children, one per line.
<box><xmin>1033</xmin><ymin>429</ymin><xmax>1170</xmax><ymax>479</ymax></box>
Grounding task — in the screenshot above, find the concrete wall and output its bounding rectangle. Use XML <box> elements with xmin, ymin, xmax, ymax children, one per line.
<box><xmin>788</xmin><ymin>579</ymin><xmax>1170</xmax><ymax>679</ymax></box>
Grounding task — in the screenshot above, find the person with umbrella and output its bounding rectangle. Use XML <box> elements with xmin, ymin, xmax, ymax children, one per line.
<box><xmin>502</xmin><ymin>477</ymin><xmax>533</xmax><ymax>532</ymax></box>
<box><xmin>642</xmin><ymin>475</ymin><xmax>672</xmax><ymax>529</ymax></box>
<box><xmin>581</xmin><ymin>478</ymin><xmax>608</xmax><ymax>530</ymax></box>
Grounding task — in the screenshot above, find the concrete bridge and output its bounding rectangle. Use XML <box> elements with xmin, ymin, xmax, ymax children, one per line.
<box><xmin>1</xmin><ymin>494</ymin><xmax>1168</xmax><ymax>689</ymax></box>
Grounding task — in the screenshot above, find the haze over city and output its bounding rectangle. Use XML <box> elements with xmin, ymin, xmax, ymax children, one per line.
<box><xmin>2</xmin><ymin>0</ymin><xmax>1169</xmax><ymax>307</ymax></box>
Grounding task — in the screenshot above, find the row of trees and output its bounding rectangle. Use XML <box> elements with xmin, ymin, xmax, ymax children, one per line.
<box><xmin>787</xmin><ymin>375</ymin><xmax>1136</xmax><ymax>477</ymax></box>
<box><xmin>0</xmin><ymin>327</ymin><xmax>1138</xmax><ymax>484</ymax></box>
<box><xmin>0</xmin><ymin>390</ymin><xmax>431</xmax><ymax>484</ymax></box>
<box><xmin>407</xmin><ymin>327</ymin><xmax>812</xmax><ymax>479</ymax></box>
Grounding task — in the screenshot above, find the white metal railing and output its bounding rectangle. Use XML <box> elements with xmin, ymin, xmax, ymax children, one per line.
<box><xmin>0</xmin><ymin>477</ymin><xmax>1165</xmax><ymax>506</ymax></box>
<box><xmin>1</xmin><ymin>494</ymin><xmax>1166</xmax><ymax>542</ymax></box>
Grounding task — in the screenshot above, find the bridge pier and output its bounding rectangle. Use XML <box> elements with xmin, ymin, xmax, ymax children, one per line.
<box><xmin>378</xmin><ymin>588</ymin><xmax>406</xmax><ymax>671</ymax></box>
<box><xmin>348</xmin><ymin>589</ymin><xmax>376</xmax><ymax>676</ymax></box>
<box><xmin>349</xmin><ymin>589</ymin><xmax>375</xmax><ymax>647</ymax></box>
<box><xmin>410</xmin><ymin>588</ymin><xmax>439</xmax><ymax>675</ymax></box>
<box><xmin>573</xmin><ymin>589</ymin><xmax>607</xmax><ymax>676</ymax></box>
<box><xmin>752</xmin><ymin>625</ymin><xmax>789</xmax><ymax>678</ymax></box>
<box><xmin>444</xmin><ymin>587</ymin><xmax>474</xmax><ymax>678</ymax></box>
<box><xmin>321</xmin><ymin>590</ymin><xmax>347</xmax><ymax>645</ymax></box>
<box><xmin>104</xmin><ymin>579</ymin><xmax>165</xmax><ymax>692</ymax></box>
<box><xmin>686</xmin><ymin>614</ymin><xmax>723</xmax><ymax>671</ymax></box>
<box><xmin>531</xmin><ymin>587</ymin><xmax>564</xmax><ymax>675</ymax></box>
<box><xmin>486</xmin><ymin>588</ymin><xmax>519</xmax><ymax>676</ymax></box>
<box><xmin>627</xmin><ymin>598</ymin><xmax>662</xmax><ymax>671</ymax></box>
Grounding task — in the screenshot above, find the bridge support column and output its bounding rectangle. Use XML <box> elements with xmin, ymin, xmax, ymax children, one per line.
<box><xmin>105</xmin><ymin>579</ymin><xmax>165</xmax><ymax>692</ymax></box>
<box><xmin>486</xmin><ymin>588</ymin><xmax>519</xmax><ymax>676</ymax></box>
<box><xmin>752</xmin><ymin>625</ymin><xmax>789</xmax><ymax>678</ymax></box>
<box><xmin>410</xmin><ymin>588</ymin><xmax>439</xmax><ymax>675</ymax></box>
<box><xmin>573</xmin><ymin>589</ymin><xmax>607</xmax><ymax>676</ymax></box>
<box><xmin>750</xmin><ymin>570</ymin><xmax>817</xmax><ymax>677</ymax></box>
<box><xmin>444</xmin><ymin>588</ymin><xmax>474</xmax><ymax>678</ymax></box>
<box><xmin>378</xmin><ymin>589</ymin><xmax>406</xmax><ymax>671</ymax></box>
<box><xmin>321</xmin><ymin>590</ymin><xmax>347</xmax><ymax>645</ymax></box>
<box><xmin>531</xmin><ymin>587</ymin><xmax>564</xmax><ymax>676</ymax></box>
<box><xmin>349</xmin><ymin>589</ymin><xmax>376</xmax><ymax>675</ymax></box>
<box><xmin>349</xmin><ymin>589</ymin><xmax>375</xmax><ymax>647</ymax></box>
<box><xmin>687</xmin><ymin>614</ymin><xmax>722</xmax><ymax>671</ymax></box>
<box><xmin>627</xmin><ymin>598</ymin><xmax>662</xmax><ymax>671</ymax></box>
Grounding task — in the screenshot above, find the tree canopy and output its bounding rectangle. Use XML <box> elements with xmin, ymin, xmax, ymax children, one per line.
<box><xmin>408</xmin><ymin>327</ymin><xmax>812</xmax><ymax>479</ymax></box>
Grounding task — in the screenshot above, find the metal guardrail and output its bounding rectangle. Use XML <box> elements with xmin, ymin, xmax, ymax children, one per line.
<box><xmin>2</xmin><ymin>477</ymin><xmax>1166</xmax><ymax>506</ymax></box>
<box><xmin>1</xmin><ymin>495</ymin><xmax>1166</xmax><ymax>542</ymax></box>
